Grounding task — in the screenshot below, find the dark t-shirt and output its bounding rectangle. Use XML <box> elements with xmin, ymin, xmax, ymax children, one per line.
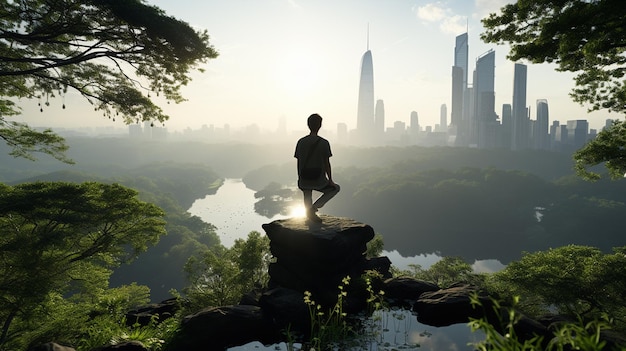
<box><xmin>294</xmin><ymin>135</ymin><xmax>332</xmax><ymax>189</ymax></box>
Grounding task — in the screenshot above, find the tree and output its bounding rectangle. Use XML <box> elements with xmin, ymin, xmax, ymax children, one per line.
<box><xmin>183</xmin><ymin>231</ymin><xmax>271</xmax><ymax>310</ymax></box>
<box><xmin>0</xmin><ymin>0</ymin><xmax>218</xmax><ymax>161</ymax></box>
<box><xmin>573</xmin><ymin>119</ymin><xmax>626</xmax><ymax>180</ymax></box>
<box><xmin>397</xmin><ymin>256</ymin><xmax>484</xmax><ymax>288</ymax></box>
<box><xmin>487</xmin><ymin>245</ymin><xmax>626</xmax><ymax>330</ymax></box>
<box><xmin>0</xmin><ymin>181</ymin><xmax>166</xmax><ymax>348</ymax></box>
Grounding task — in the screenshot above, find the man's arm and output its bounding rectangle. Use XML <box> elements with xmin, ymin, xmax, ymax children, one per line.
<box><xmin>324</xmin><ymin>157</ymin><xmax>335</xmax><ymax>186</ymax></box>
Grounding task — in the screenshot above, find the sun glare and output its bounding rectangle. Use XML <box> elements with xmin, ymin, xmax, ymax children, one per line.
<box><xmin>289</xmin><ymin>204</ymin><xmax>306</xmax><ymax>218</ymax></box>
<box><xmin>276</xmin><ymin>50</ymin><xmax>320</xmax><ymax>96</ymax></box>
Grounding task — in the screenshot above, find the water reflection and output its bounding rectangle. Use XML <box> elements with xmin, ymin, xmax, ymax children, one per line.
<box><xmin>188</xmin><ymin>179</ymin><xmax>505</xmax><ymax>275</ymax></box>
<box><xmin>188</xmin><ymin>179</ymin><xmax>291</xmax><ymax>247</ymax></box>
<box><xmin>366</xmin><ymin>309</ymin><xmax>483</xmax><ymax>351</ymax></box>
<box><xmin>253</xmin><ymin>181</ymin><xmax>300</xmax><ymax>218</ymax></box>
<box><xmin>228</xmin><ymin>309</ymin><xmax>483</xmax><ymax>351</ymax></box>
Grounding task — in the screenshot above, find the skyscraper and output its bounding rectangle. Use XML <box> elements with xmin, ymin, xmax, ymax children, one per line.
<box><xmin>473</xmin><ymin>49</ymin><xmax>496</xmax><ymax>148</ymax></box>
<box><xmin>534</xmin><ymin>99</ymin><xmax>549</xmax><ymax>150</ymax></box>
<box><xmin>451</xmin><ymin>32</ymin><xmax>468</xmax><ymax>140</ymax></box>
<box><xmin>512</xmin><ymin>63</ymin><xmax>528</xmax><ymax>150</ymax></box>
<box><xmin>357</xmin><ymin>49</ymin><xmax>374</xmax><ymax>139</ymax></box>
<box><xmin>410</xmin><ymin>111</ymin><xmax>419</xmax><ymax>134</ymax></box>
<box><xmin>439</xmin><ymin>104</ymin><xmax>447</xmax><ymax>132</ymax></box>
<box><xmin>451</xmin><ymin>66</ymin><xmax>464</xmax><ymax>126</ymax></box>
<box><xmin>455</xmin><ymin>33</ymin><xmax>469</xmax><ymax>88</ymax></box>
<box><xmin>501</xmin><ymin>103</ymin><xmax>512</xmax><ymax>148</ymax></box>
<box><xmin>567</xmin><ymin>120</ymin><xmax>589</xmax><ymax>149</ymax></box>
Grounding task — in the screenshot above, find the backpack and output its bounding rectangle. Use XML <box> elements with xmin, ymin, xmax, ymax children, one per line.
<box><xmin>300</xmin><ymin>137</ymin><xmax>323</xmax><ymax>180</ymax></box>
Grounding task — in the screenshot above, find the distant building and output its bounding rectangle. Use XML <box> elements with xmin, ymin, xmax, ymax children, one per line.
<box><xmin>151</xmin><ymin>125</ymin><xmax>168</xmax><ymax>140</ymax></box>
<box><xmin>549</xmin><ymin>120</ymin><xmax>560</xmax><ymax>150</ymax></box>
<box><xmin>451</xmin><ymin>32</ymin><xmax>469</xmax><ymax>143</ymax></box>
<box><xmin>337</xmin><ymin>122</ymin><xmax>348</xmax><ymax>142</ymax></box>
<box><xmin>451</xmin><ymin>66</ymin><xmax>464</xmax><ymax>128</ymax></box>
<box><xmin>439</xmin><ymin>104</ymin><xmax>447</xmax><ymax>132</ymax></box>
<box><xmin>387</xmin><ymin>121</ymin><xmax>407</xmax><ymax>144</ymax></box>
<box><xmin>501</xmin><ymin>104</ymin><xmax>512</xmax><ymax>148</ymax></box>
<box><xmin>567</xmin><ymin>120</ymin><xmax>589</xmax><ymax>149</ymax></box>
<box><xmin>534</xmin><ymin>99</ymin><xmax>549</xmax><ymax>150</ymax></box>
<box><xmin>409</xmin><ymin>111</ymin><xmax>419</xmax><ymax>136</ymax></box>
<box><xmin>512</xmin><ymin>63</ymin><xmax>528</xmax><ymax>150</ymax></box>
<box><xmin>129</xmin><ymin>123</ymin><xmax>143</xmax><ymax>138</ymax></box>
<box><xmin>473</xmin><ymin>49</ymin><xmax>496</xmax><ymax>148</ymax></box>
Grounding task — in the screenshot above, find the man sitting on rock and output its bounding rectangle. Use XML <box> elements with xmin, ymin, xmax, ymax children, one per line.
<box><xmin>294</xmin><ymin>113</ymin><xmax>340</xmax><ymax>222</ymax></box>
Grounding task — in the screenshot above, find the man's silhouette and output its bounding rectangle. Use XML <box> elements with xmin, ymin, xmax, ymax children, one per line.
<box><xmin>294</xmin><ymin>113</ymin><xmax>340</xmax><ymax>222</ymax></box>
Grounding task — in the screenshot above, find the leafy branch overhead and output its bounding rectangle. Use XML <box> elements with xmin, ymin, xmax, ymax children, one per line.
<box><xmin>0</xmin><ymin>0</ymin><xmax>217</xmax><ymax>122</ymax></box>
<box><xmin>573</xmin><ymin>119</ymin><xmax>626</xmax><ymax>180</ymax></box>
<box><xmin>481</xmin><ymin>0</ymin><xmax>626</xmax><ymax>114</ymax></box>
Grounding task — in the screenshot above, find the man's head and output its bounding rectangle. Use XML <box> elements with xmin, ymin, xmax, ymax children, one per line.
<box><xmin>307</xmin><ymin>113</ymin><xmax>322</xmax><ymax>132</ymax></box>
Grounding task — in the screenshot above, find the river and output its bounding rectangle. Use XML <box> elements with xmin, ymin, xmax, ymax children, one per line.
<box><xmin>188</xmin><ymin>178</ymin><xmax>503</xmax><ymax>273</ymax></box>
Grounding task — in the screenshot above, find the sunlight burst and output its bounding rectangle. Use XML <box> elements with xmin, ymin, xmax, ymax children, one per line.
<box><xmin>276</xmin><ymin>50</ymin><xmax>320</xmax><ymax>96</ymax></box>
<box><xmin>289</xmin><ymin>204</ymin><xmax>306</xmax><ymax>218</ymax></box>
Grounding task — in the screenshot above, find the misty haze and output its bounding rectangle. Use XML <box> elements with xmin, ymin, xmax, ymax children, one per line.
<box><xmin>3</xmin><ymin>0</ymin><xmax>626</xmax><ymax>350</ymax></box>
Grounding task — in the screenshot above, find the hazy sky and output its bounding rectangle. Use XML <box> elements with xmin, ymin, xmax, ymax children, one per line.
<box><xmin>17</xmin><ymin>0</ymin><xmax>617</xmax><ymax>133</ymax></box>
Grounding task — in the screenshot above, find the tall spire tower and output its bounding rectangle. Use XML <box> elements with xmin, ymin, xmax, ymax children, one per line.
<box><xmin>451</xmin><ymin>31</ymin><xmax>469</xmax><ymax>145</ymax></box>
<box><xmin>357</xmin><ymin>26</ymin><xmax>374</xmax><ymax>141</ymax></box>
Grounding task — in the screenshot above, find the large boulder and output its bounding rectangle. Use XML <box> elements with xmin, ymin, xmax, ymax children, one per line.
<box><xmin>262</xmin><ymin>215</ymin><xmax>375</xmax><ymax>266</ymax></box>
<box><xmin>262</xmin><ymin>215</ymin><xmax>390</xmax><ymax>300</ymax></box>
<box><xmin>383</xmin><ymin>276</ymin><xmax>440</xmax><ymax>301</ymax></box>
<box><xmin>125</xmin><ymin>298</ymin><xmax>180</xmax><ymax>326</ymax></box>
<box><xmin>169</xmin><ymin>305</ymin><xmax>282</xmax><ymax>351</ymax></box>
<box><xmin>413</xmin><ymin>283</ymin><xmax>495</xmax><ymax>327</ymax></box>
<box><xmin>412</xmin><ymin>283</ymin><xmax>548</xmax><ymax>342</ymax></box>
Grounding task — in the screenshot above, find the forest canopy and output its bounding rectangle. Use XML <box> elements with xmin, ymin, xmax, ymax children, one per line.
<box><xmin>0</xmin><ymin>181</ymin><xmax>166</xmax><ymax>347</ymax></box>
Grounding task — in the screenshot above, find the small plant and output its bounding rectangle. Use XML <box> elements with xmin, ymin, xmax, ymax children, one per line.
<box><xmin>468</xmin><ymin>294</ymin><xmax>618</xmax><ymax>351</ymax></box>
<box><xmin>468</xmin><ymin>295</ymin><xmax>544</xmax><ymax>351</ymax></box>
<box><xmin>303</xmin><ymin>276</ymin><xmax>357</xmax><ymax>350</ymax></box>
<box><xmin>296</xmin><ymin>273</ymin><xmax>422</xmax><ymax>350</ymax></box>
<box><xmin>76</xmin><ymin>315</ymin><xmax>179</xmax><ymax>351</ymax></box>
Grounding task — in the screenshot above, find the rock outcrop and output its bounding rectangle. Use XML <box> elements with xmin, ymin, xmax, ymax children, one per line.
<box><xmin>263</xmin><ymin>215</ymin><xmax>392</xmax><ymax>302</ymax></box>
<box><xmin>170</xmin><ymin>215</ymin><xmax>392</xmax><ymax>350</ymax></box>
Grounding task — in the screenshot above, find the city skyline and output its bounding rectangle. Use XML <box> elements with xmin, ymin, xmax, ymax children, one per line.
<box><xmin>12</xmin><ymin>0</ymin><xmax>619</xmax><ymax>135</ymax></box>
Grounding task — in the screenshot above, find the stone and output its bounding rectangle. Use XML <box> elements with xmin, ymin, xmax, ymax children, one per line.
<box><xmin>413</xmin><ymin>283</ymin><xmax>495</xmax><ymax>327</ymax></box>
<box><xmin>262</xmin><ymin>216</ymin><xmax>387</xmax><ymax>300</ymax></box>
<box><xmin>383</xmin><ymin>277</ymin><xmax>440</xmax><ymax>301</ymax></box>
<box><xmin>262</xmin><ymin>215</ymin><xmax>375</xmax><ymax>267</ymax></box>
<box><xmin>125</xmin><ymin>298</ymin><xmax>180</xmax><ymax>326</ymax></box>
<box><xmin>28</xmin><ymin>343</ymin><xmax>75</xmax><ymax>351</ymax></box>
<box><xmin>170</xmin><ymin>305</ymin><xmax>282</xmax><ymax>351</ymax></box>
<box><xmin>91</xmin><ymin>341</ymin><xmax>148</xmax><ymax>351</ymax></box>
<box><xmin>258</xmin><ymin>287</ymin><xmax>310</xmax><ymax>335</ymax></box>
